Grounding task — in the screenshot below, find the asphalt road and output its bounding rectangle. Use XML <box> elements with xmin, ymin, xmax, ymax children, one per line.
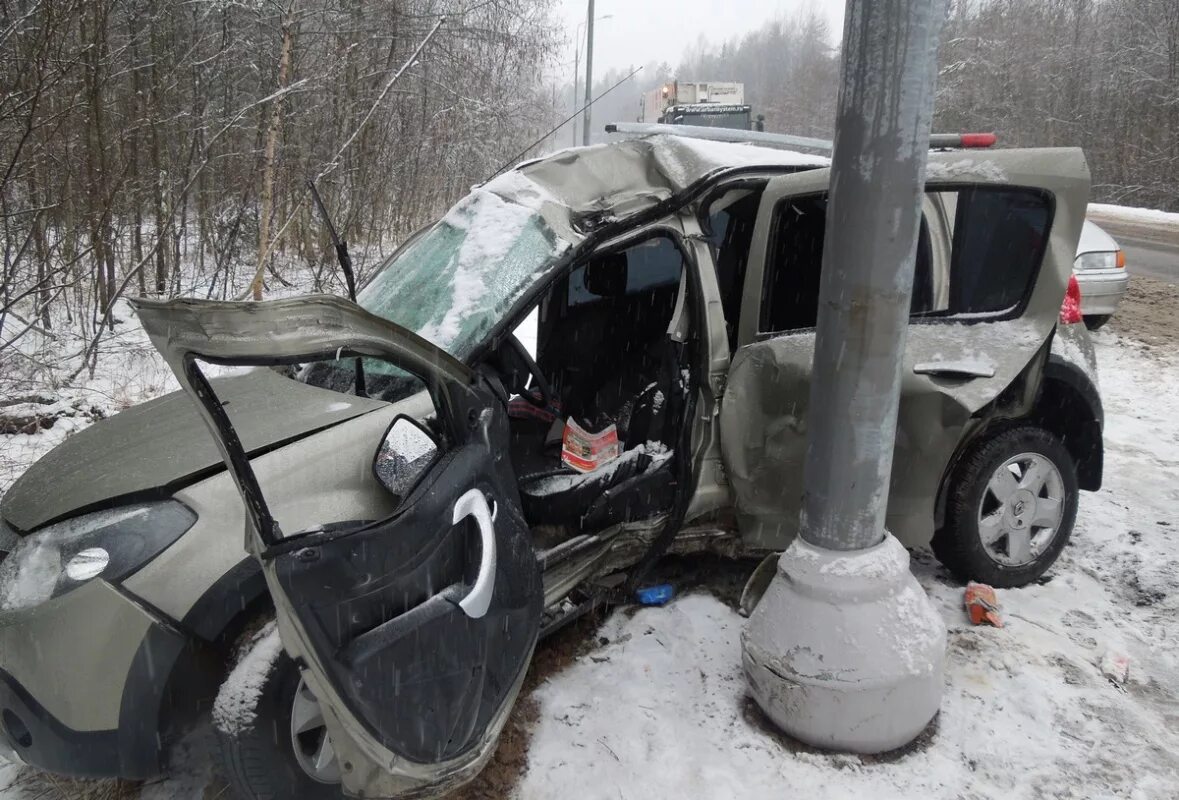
<box><xmin>1118</xmin><ymin>236</ymin><xmax>1179</xmax><ymax>284</ymax></box>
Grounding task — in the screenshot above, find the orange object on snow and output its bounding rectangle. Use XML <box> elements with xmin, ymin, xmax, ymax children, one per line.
<box><xmin>965</xmin><ymin>582</ymin><xmax>1003</xmax><ymax>627</ymax></box>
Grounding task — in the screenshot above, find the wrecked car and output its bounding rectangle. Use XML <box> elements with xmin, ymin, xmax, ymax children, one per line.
<box><xmin>0</xmin><ymin>133</ymin><xmax>1103</xmax><ymax>798</ymax></box>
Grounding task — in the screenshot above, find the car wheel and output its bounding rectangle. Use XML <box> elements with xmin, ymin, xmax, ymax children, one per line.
<box><xmin>932</xmin><ymin>425</ymin><xmax>1078</xmax><ymax>588</ymax></box>
<box><xmin>217</xmin><ymin>627</ymin><xmax>341</xmax><ymax>800</ymax></box>
<box><xmin>1084</xmin><ymin>314</ymin><xmax>1112</xmax><ymax>331</ymax></box>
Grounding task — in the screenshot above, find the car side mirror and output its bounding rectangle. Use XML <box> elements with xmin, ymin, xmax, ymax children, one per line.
<box><xmin>372</xmin><ymin>416</ymin><xmax>439</xmax><ymax>503</ymax></box>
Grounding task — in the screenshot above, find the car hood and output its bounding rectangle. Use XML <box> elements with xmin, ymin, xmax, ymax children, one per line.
<box><xmin>0</xmin><ymin>368</ymin><xmax>387</xmax><ymax>532</ymax></box>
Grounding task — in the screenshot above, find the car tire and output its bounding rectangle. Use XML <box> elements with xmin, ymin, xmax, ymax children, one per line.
<box><xmin>216</xmin><ymin>625</ymin><xmax>341</xmax><ymax>800</ymax></box>
<box><xmin>1084</xmin><ymin>314</ymin><xmax>1111</xmax><ymax>331</ymax></box>
<box><xmin>932</xmin><ymin>425</ymin><xmax>1078</xmax><ymax>588</ymax></box>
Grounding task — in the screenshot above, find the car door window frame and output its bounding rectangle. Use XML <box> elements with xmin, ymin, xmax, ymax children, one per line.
<box><xmin>911</xmin><ymin>183</ymin><xmax>1056</xmax><ymax>325</ymax></box>
<box><xmin>697</xmin><ymin>178</ymin><xmax>771</xmax><ymax>351</ymax></box>
<box><xmin>750</xmin><ymin>183</ymin><xmax>1056</xmax><ymax>340</ymax></box>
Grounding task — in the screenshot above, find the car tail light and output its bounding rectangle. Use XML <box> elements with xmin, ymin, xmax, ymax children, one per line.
<box><xmin>1116</xmin><ymin>249</ymin><xmax>1126</xmax><ymax>269</ymax></box>
<box><xmin>1060</xmin><ymin>274</ymin><xmax>1083</xmax><ymax>324</ymax></box>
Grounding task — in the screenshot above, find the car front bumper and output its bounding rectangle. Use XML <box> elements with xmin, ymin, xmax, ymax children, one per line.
<box><xmin>0</xmin><ymin>578</ymin><xmax>191</xmax><ymax>779</ymax></box>
<box><xmin>1075</xmin><ymin>268</ymin><xmax>1129</xmax><ymax>316</ymax></box>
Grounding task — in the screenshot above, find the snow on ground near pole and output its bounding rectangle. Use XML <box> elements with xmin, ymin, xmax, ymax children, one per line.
<box><xmin>1088</xmin><ymin>203</ymin><xmax>1179</xmax><ymax>231</ymax></box>
<box><xmin>518</xmin><ymin>331</ymin><xmax>1179</xmax><ymax>800</ymax></box>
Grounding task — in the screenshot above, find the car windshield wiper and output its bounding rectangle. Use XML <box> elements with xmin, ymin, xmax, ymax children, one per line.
<box><xmin>308</xmin><ymin>180</ymin><xmax>367</xmax><ymax>398</ymax></box>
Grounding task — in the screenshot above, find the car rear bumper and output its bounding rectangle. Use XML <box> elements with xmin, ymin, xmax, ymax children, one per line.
<box><xmin>1075</xmin><ymin>269</ymin><xmax>1129</xmax><ymax>315</ymax></box>
<box><xmin>0</xmin><ymin>580</ymin><xmax>191</xmax><ymax>779</ymax></box>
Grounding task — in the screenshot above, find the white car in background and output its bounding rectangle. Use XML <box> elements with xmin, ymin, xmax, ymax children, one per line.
<box><xmin>1074</xmin><ymin>220</ymin><xmax>1128</xmax><ymax>330</ymax></box>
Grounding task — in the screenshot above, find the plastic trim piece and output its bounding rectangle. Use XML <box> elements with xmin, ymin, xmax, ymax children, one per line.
<box><xmin>452</xmin><ymin>489</ymin><xmax>496</xmax><ymax>619</ymax></box>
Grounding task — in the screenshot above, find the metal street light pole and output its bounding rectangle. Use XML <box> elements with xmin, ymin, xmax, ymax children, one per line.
<box><xmin>582</xmin><ymin>0</ymin><xmax>595</xmax><ymax>147</ymax></box>
<box><xmin>573</xmin><ymin>47</ymin><xmax>580</xmax><ymax>147</ymax></box>
<box><xmin>572</xmin><ymin>12</ymin><xmax>612</xmax><ymax>147</ymax></box>
<box><xmin>742</xmin><ymin>0</ymin><xmax>950</xmax><ymax>754</ymax></box>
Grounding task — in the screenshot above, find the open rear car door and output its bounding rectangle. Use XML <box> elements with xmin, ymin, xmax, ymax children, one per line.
<box><xmin>133</xmin><ymin>295</ymin><xmax>542</xmax><ymax>799</ymax></box>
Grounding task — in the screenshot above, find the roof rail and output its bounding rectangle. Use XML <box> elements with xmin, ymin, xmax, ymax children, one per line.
<box><xmin>604</xmin><ymin>122</ymin><xmax>997</xmax><ymax>152</ymax></box>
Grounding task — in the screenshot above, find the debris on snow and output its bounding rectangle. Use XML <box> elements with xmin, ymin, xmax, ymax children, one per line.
<box><xmin>965</xmin><ymin>582</ymin><xmax>1003</xmax><ymax>627</ymax></box>
<box><xmin>1099</xmin><ymin>648</ymin><xmax>1131</xmax><ymax>686</ymax></box>
<box><xmin>213</xmin><ymin>621</ymin><xmax>283</xmax><ymax>737</ymax></box>
<box><xmin>635</xmin><ymin>584</ymin><xmax>675</xmax><ymax>606</ymax></box>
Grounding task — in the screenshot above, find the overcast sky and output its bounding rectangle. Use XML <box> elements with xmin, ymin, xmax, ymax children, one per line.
<box><xmin>555</xmin><ymin>0</ymin><xmax>847</xmax><ymax>75</ymax></box>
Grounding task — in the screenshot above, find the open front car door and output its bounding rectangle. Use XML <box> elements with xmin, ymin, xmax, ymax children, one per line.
<box><xmin>133</xmin><ymin>295</ymin><xmax>542</xmax><ymax>798</ymax></box>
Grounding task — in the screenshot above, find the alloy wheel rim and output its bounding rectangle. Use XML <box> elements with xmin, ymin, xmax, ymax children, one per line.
<box><xmin>977</xmin><ymin>451</ymin><xmax>1065</xmax><ymax>567</ymax></box>
<box><xmin>290</xmin><ymin>678</ymin><xmax>341</xmax><ymax>784</ymax></box>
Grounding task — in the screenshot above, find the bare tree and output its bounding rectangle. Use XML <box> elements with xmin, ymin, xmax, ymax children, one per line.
<box><xmin>0</xmin><ymin>0</ymin><xmax>563</xmax><ymax>386</ymax></box>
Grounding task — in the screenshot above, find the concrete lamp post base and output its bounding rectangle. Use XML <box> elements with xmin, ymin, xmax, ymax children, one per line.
<box><xmin>741</xmin><ymin>534</ymin><xmax>946</xmax><ymax>754</ymax></box>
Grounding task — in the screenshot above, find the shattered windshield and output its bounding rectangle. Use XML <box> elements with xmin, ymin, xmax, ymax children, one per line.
<box><xmin>300</xmin><ymin>189</ymin><xmax>567</xmax><ymax>399</ymax></box>
<box><xmin>360</xmin><ymin>189</ymin><xmax>566</xmax><ymax>362</ymax></box>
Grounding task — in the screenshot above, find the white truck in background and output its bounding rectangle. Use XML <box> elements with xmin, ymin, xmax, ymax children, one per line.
<box><xmin>640</xmin><ymin>81</ymin><xmax>758</xmax><ymax>131</ymax></box>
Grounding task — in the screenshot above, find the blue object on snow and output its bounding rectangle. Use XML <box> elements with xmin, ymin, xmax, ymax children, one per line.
<box><xmin>636</xmin><ymin>584</ymin><xmax>674</xmax><ymax>606</ymax></box>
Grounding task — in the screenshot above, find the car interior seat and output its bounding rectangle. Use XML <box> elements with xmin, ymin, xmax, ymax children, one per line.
<box><xmin>509</xmin><ymin>249</ymin><xmax>684</xmax><ymax>534</ymax></box>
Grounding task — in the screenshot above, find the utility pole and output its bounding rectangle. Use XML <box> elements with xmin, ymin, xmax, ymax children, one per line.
<box><xmin>573</xmin><ymin>48</ymin><xmax>580</xmax><ymax>147</ymax></box>
<box><xmin>582</xmin><ymin>0</ymin><xmax>595</xmax><ymax>146</ymax></box>
<box><xmin>742</xmin><ymin>0</ymin><xmax>949</xmax><ymax>754</ymax></box>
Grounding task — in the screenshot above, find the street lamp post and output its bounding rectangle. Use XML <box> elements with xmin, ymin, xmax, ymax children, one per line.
<box><xmin>741</xmin><ymin>0</ymin><xmax>950</xmax><ymax>754</ymax></box>
<box><xmin>573</xmin><ymin>46</ymin><xmax>579</xmax><ymax>147</ymax></box>
<box><xmin>582</xmin><ymin>0</ymin><xmax>595</xmax><ymax>146</ymax></box>
<box><xmin>572</xmin><ymin>11</ymin><xmax>613</xmax><ymax>147</ymax></box>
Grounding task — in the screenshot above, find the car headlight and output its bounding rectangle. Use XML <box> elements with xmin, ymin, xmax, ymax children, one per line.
<box><xmin>0</xmin><ymin>500</ymin><xmax>197</xmax><ymax>611</ymax></box>
<box><xmin>1074</xmin><ymin>251</ymin><xmax>1119</xmax><ymax>271</ymax></box>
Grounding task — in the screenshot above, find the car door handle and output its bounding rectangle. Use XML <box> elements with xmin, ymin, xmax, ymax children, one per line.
<box><xmin>452</xmin><ymin>488</ymin><xmax>497</xmax><ymax>619</ymax></box>
<box><xmin>913</xmin><ymin>361</ymin><xmax>995</xmax><ymax>379</ymax></box>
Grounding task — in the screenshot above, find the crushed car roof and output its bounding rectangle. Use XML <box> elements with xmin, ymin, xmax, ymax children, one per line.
<box><xmin>481</xmin><ymin>134</ymin><xmax>830</xmax><ymax>240</ymax></box>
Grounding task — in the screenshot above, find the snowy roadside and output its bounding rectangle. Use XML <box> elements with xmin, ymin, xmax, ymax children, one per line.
<box><xmin>2</xmin><ymin>327</ymin><xmax>1178</xmax><ymax>799</ymax></box>
<box><xmin>0</xmin><ymin>257</ymin><xmax>344</xmax><ymax>498</ymax></box>
<box><xmin>0</xmin><ymin>297</ymin><xmax>179</xmax><ymax>498</ymax></box>
<box><xmin>1088</xmin><ymin>203</ymin><xmax>1179</xmax><ymax>234</ymax></box>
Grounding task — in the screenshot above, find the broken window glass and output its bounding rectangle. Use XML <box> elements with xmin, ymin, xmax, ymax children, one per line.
<box><xmin>359</xmin><ymin>190</ymin><xmax>568</xmax><ymax>361</ymax></box>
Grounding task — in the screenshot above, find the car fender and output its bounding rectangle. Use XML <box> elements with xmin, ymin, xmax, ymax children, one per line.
<box><xmin>1037</xmin><ymin>353</ymin><xmax>1104</xmax><ymax>490</ymax></box>
<box><xmin>180</xmin><ymin>556</ymin><xmax>269</xmax><ymax>642</ymax></box>
<box><xmin>932</xmin><ymin>341</ymin><xmax>1103</xmax><ymax>529</ymax></box>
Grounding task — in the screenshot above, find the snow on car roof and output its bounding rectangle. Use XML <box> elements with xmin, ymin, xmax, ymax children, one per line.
<box><xmin>481</xmin><ymin>134</ymin><xmax>829</xmax><ymax>240</ymax></box>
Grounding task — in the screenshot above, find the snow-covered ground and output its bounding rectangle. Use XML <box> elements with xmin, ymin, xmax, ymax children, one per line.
<box><xmin>2</xmin><ymin>327</ymin><xmax>1178</xmax><ymax>799</ymax></box>
<box><xmin>1088</xmin><ymin>203</ymin><xmax>1179</xmax><ymax>232</ymax></box>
